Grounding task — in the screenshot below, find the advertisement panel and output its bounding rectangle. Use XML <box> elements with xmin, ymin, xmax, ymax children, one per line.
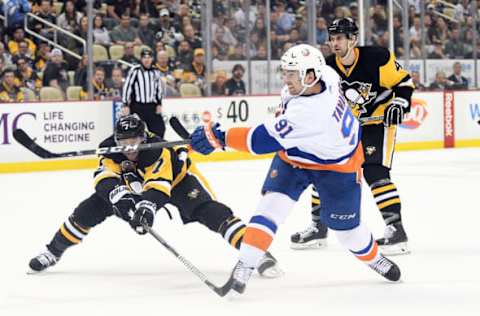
<box><xmin>0</xmin><ymin>101</ymin><xmax>113</xmax><ymax>163</ymax></box>
<box><xmin>450</xmin><ymin>91</ymin><xmax>480</xmax><ymax>146</ymax></box>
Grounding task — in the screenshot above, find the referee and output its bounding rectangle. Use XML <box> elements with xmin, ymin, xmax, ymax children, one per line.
<box><xmin>122</xmin><ymin>48</ymin><xmax>165</xmax><ymax>138</ymax></box>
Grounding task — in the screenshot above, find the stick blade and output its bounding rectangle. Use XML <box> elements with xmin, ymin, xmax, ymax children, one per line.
<box><xmin>13</xmin><ymin>129</ymin><xmax>60</xmax><ymax>158</ymax></box>
<box><xmin>169</xmin><ymin>116</ymin><xmax>191</xmax><ymax>139</ymax></box>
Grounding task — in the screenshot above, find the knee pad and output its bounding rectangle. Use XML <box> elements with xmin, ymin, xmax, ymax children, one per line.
<box><xmin>194</xmin><ymin>201</ymin><xmax>234</xmax><ymax>232</ymax></box>
<box><xmin>72</xmin><ymin>193</ymin><xmax>113</xmax><ymax>228</ymax></box>
<box><xmin>363</xmin><ymin>165</ymin><xmax>391</xmax><ymax>187</ymax></box>
<box><xmin>255</xmin><ymin>192</ymin><xmax>295</xmax><ymax>226</ymax></box>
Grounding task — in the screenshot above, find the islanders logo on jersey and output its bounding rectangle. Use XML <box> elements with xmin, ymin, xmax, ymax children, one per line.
<box><xmin>341</xmin><ymin>81</ymin><xmax>377</xmax><ymax>116</ymax></box>
<box><xmin>401</xmin><ymin>98</ymin><xmax>428</xmax><ymax>129</ymax></box>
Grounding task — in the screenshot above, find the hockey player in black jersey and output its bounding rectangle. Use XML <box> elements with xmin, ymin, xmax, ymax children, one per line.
<box><xmin>29</xmin><ymin>115</ymin><xmax>281</xmax><ymax>278</ymax></box>
<box><xmin>291</xmin><ymin>18</ymin><xmax>414</xmax><ymax>255</ymax></box>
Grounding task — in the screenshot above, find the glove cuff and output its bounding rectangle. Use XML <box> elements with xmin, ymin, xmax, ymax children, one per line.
<box><xmin>136</xmin><ymin>200</ymin><xmax>157</xmax><ymax>213</ymax></box>
<box><xmin>109</xmin><ymin>185</ymin><xmax>130</xmax><ymax>204</ymax></box>
<box><xmin>204</xmin><ymin>122</ymin><xmax>224</xmax><ymax>149</ymax></box>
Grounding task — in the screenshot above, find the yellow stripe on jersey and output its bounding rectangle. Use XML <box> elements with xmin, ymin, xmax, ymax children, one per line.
<box><xmin>311</xmin><ymin>197</ymin><xmax>320</xmax><ymax>205</ymax></box>
<box><xmin>379</xmin><ymin>50</ymin><xmax>413</xmax><ymax>89</ymax></box>
<box><xmin>60</xmin><ymin>224</ymin><xmax>81</xmax><ymax>244</ymax></box>
<box><xmin>372</xmin><ymin>184</ymin><xmax>396</xmax><ymax>195</ymax></box>
<box><xmin>231</xmin><ymin>227</ymin><xmax>246</xmax><ymax>248</ymax></box>
<box><xmin>93</xmin><ymin>158</ymin><xmax>121</xmax><ymax>187</ymax></box>
<box><xmin>143</xmin><ymin>149</ymin><xmax>173</xmax><ymax>195</ymax></box>
<box><xmin>335</xmin><ymin>48</ymin><xmax>360</xmax><ymax>77</ymax></box>
<box><xmin>383</xmin><ymin>126</ymin><xmax>397</xmax><ymax>168</ymax></box>
<box><xmin>378</xmin><ymin>198</ymin><xmax>401</xmax><ymax>210</ymax></box>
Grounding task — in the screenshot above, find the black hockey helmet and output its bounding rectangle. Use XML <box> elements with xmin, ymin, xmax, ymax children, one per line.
<box><xmin>114</xmin><ymin>114</ymin><xmax>146</xmax><ymax>143</ymax></box>
<box><xmin>328</xmin><ymin>17</ymin><xmax>359</xmax><ymax>38</ymax></box>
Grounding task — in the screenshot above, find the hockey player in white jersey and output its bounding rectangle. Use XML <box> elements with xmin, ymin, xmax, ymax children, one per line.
<box><xmin>189</xmin><ymin>44</ymin><xmax>401</xmax><ymax>295</ymax></box>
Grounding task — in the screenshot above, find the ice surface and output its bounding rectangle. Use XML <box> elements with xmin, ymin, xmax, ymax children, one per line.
<box><xmin>1</xmin><ymin>148</ymin><xmax>480</xmax><ymax>315</ymax></box>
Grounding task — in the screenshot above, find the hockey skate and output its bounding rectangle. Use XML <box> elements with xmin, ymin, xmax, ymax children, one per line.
<box><xmin>290</xmin><ymin>221</ymin><xmax>328</xmax><ymax>250</ymax></box>
<box><xmin>368</xmin><ymin>255</ymin><xmax>401</xmax><ymax>282</ymax></box>
<box><xmin>376</xmin><ymin>222</ymin><xmax>410</xmax><ymax>256</ymax></box>
<box><xmin>225</xmin><ymin>260</ymin><xmax>255</xmax><ymax>295</ymax></box>
<box><xmin>257</xmin><ymin>251</ymin><xmax>284</xmax><ymax>278</ymax></box>
<box><xmin>28</xmin><ymin>249</ymin><xmax>59</xmax><ymax>273</ymax></box>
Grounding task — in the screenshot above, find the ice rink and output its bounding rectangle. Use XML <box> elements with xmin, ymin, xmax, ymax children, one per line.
<box><xmin>1</xmin><ymin>148</ymin><xmax>479</xmax><ymax>315</ymax></box>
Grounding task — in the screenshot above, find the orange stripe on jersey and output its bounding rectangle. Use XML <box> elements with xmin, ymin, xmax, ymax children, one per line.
<box><xmin>242</xmin><ymin>227</ymin><xmax>273</xmax><ymax>251</ymax></box>
<box><xmin>278</xmin><ymin>143</ymin><xmax>365</xmax><ymax>173</ymax></box>
<box><xmin>356</xmin><ymin>242</ymin><xmax>378</xmax><ymax>262</ymax></box>
<box><xmin>225</xmin><ymin>127</ymin><xmax>251</xmax><ymax>152</ymax></box>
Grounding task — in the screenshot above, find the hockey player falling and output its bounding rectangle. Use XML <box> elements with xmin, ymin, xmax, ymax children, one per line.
<box><xmin>28</xmin><ymin>115</ymin><xmax>281</xmax><ymax>279</ymax></box>
<box><xmin>291</xmin><ymin>18</ymin><xmax>413</xmax><ymax>255</ymax></box>
<box><xmin>190</xmin><ymin>44</ymin><xmax>401</xmax><ymax>295</ymax></box>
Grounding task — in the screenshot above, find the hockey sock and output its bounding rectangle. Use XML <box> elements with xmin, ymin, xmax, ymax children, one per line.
<box><xmin>335</xmin><ymin>222</ymin><xmax>381</xmax><ymax>264</ymax></box>
<box><xmin>47</xmin><ymin>215</ymin><xmax>90</xmax><ymax>258</ymax></box>
<box><xmin>219</xmin><ymin>216</ymin><xmax>246</xmax><ymax>249</ymax></box>
<box><xmin>311</xmin><ymin>187</ymin><xmax>321</xmax><ymax>223</ymax></box>
<box><xmin>371</xmin><ymin>180</ymin><xmax>402</xmax><ymax>225</ymax></box>
<box><xmin>239</xmin><ymin>215</ymin><xmax>278</xmax><ymax>267</ymax></box>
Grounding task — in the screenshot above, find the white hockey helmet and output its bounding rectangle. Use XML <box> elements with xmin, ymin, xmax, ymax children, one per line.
<box><xmin>280</xmin><ymin>44</ymin><xmax>326</xmax><ymax>90</ymax></box>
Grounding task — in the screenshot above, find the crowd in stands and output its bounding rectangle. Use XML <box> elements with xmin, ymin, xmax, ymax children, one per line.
<box><xmin>0</xmin><ymin>0</ymin><xmax>477</xmax><ymax>102</ymax></box>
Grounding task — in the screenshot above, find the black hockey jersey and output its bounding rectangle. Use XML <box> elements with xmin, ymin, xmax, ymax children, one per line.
<box><xmin>326</xmin><ymin>46</ymin><xmax>414</xmax><ymax>125</ymax></box>
<box><xmin>93</xmin><ymin>132</ymin><xmax>191</xmax><ymax>206</ymax></box>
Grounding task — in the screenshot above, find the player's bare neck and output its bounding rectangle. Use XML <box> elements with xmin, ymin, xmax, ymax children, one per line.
<box><xmin>340</xmin><ymin>47</ymin><xmax>356</xmax><ymax>69</ymax></box>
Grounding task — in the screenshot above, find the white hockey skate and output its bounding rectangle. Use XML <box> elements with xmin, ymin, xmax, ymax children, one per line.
<box><xmin>290</xmin><ymin>221</ymin><xmax>328</xmax><ymax>250</ymax></box>
<box><xmin>257</xmin><ymin>251</ymin><xmax>284</xmax><ymax>278</ymax></box>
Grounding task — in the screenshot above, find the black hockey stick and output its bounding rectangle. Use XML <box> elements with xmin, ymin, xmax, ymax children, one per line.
<box><xmin>359</xmin><ymin>115</ymin><xmax>384</xmax><ymax>123</ymax></box>
<box><xmin>13</xmin><ymin>128</ymin><xmax>191</xmax><ymax>159</ymax></box>
<box><xmin>169</xmin><ymin>116</ymin><xmax>191</xmax><ymax>139</ymax></box>
<box><xmin>144</xmin><ymin>225</ymin><xmax>232</xmax><ymax>297</ymax></box>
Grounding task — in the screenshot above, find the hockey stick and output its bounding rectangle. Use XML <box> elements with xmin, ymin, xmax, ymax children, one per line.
<box><xmin>169</xmin><ymin>116</ymin><xmax>191</xmax><ymax>139</ymax></box>
<box><xmin>359</xmin><ymin>115</ymin><xmax>384</xmax><ymax>123</ymax></box>
<box><xmin>144</xmin><ymin>225</ymin><xmax>231</xmax><ymax>297</ymax></box>
<box><xmin>13</xmin><ymin>128</ymin><xmax>191</xmax><ymax>159</ymax></box>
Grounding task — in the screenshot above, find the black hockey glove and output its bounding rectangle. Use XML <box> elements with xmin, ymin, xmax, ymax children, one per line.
<box><xmin>384</xmin><ymin>97</ymin><xmax>409</xmax><ymax>126</ymax></box>
<box><xmin>130</xmin><ymin>200</ymin><xmax>157</xmax><ymax>235</ymax></box>
<box><xmin>109</xmin><ymin>185</ymin><xmax>140</xmax><ymax>222</ymax></box>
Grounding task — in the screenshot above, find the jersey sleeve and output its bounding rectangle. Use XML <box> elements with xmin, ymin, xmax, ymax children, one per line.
<box><xmin>141</xmin><ymin>148</ymin><xmax>173</xmax><ymax>207</ymax></box>
<box><xmin>94</xmin><ymin>157</ymin><xmax>122</xmax><ymax>202</ymax></box>
<box><xmin>379</xmin><ymin>50</ymin><xmax>415</xmax><ymax>91</ymax></box>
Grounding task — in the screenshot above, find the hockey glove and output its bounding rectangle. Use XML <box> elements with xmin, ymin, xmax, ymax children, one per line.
<box><xmin>384</xmin><ymin>97</ymin><xmax>409</xmax><ymax>126</ymax></box>
<box><xmin>109</xmin><ymin>185</ymin><xmax>139</xmax><ymax>222</ymax></box>
<box><xmin>190</xmin><ymin>122</ymin><xmax>225</xmax><ymax>155</ymax></box>
<box><xmin>130</xmin><ymin>200</ymin><xmax>157</xmax><ymax>235</ymax></box>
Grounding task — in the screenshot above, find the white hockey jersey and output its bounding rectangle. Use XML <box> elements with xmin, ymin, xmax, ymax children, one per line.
<box><xmin>225</xmin><ymin>65</ymin><xmax>364</xmax><ymax>172</ymax></box>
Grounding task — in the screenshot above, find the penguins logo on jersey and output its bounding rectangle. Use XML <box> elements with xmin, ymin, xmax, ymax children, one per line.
<box><xmin>342</xmin><ymin>81</ymin><xmax>377</xmax><ymax>116</ymax></box>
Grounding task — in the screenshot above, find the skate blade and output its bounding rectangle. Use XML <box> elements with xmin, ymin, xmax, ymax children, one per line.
<box><xmin>379</xmin><ymin>242</ymin><xmax>410</xmax><ymax>256</ymax></box>
<box><xmin>290</xmin><ymin>239</ymin><xmax>328</xmax><ymax>250</ymax></box>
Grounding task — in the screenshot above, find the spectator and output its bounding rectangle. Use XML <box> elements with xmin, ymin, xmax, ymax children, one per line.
<box><xmin>156</xmin><ymin>8</ymin><xmax>182</xmax><ymax>47</ymax></box>
<box><xmin>225</xmin><ymin>64</ymin><xmax>246</xmax><ymax>96</ymax></box>
<box><xmin>13</xmin><ymin>42</ymin><xmax>35</xmax><ymax>66</ymax></box>
<box><xmin>74</xmin><ymin>54</ymin><xmax>88</xmax><ymax>87</ymax></box>
<box><xmin>444</xmin><ymin>28</ymin><xmax>469</xmax><ymax>59</ymax></box>
<box><xmin>0</xmin><ymin>42</ymin><xmax>13</xmax><ymax>67</ymax></box>
<box><xmin>228</xmin><ymin>43</ymin><xmax>246</xmax><ymax>60</ymax></box>
<box><xmin>188</xmin><ymin>48</ymin><xmax>205</xmax><ymax>79</ymax></box>
<box><xmin>447</xmin><ymin>62</ymin><xmax>468</xmax><ymax>90</ymax></box>
<box><xmin>252</xmin><ymin>44</ymin><xmax>268</xmax><ymax>60</ymax></box>
<box><xmin>137</xmin><ymin>13</ymin><xmax>156</xmax><ymax>49</ymax></box>
<box><xmin>211</xmin><ymin>70</ymin><xmax>227</xmax><ymax>96</ymax></box>
<box><xmin>411</xmin><ymin>70</ymin><xmax>426</xmax><ymax>91</ymax></box>
<box><xmin>429</xmin><ymin>17</ymin><xmax>449</xmax><ymax>45</ymax></box>
<box><xmin>120</xmin><ymin>43</ymin><xmax>140</xmax><ymax>67</ymax></box>
<box><xmin>80</xmin><ymin>67</ymin><xmax>110</xmax><ymax>100</ymax></box>
<box><xmin>183</xmin><ymin>24</ymin><xmax>202</xmax><ymax>50</ymax></box>
<box><xmin>154</xmin><ymin>41</ymin><xmax>166</xmax><ymax>55</ymax></box>
<box><xmin>14</xmin><ymin>55</ymin><xmax>42</xmax><ymax>93</ymax></box>
<box><xmin>319</xmin><ymin>43</ymin><xmax>332</xmax><ymax>58</ymax></box>
<box><xmin>110</xmin><ymin>13</ymin><xmax>141</xmax><ymax>46</ymax></box>
<box><xmin>409</xmin><ymin>15</ymin><xmax>421</xmax><ymax>43</ymax></box>
<box><xmin>34</xmin><ymin>42</ymin><xmax>50</xmax><ymax>71</ymax></box>
<box><xmin>8</xmin><ymin>27</ymin><xmax>36</xmax><ymax>58</ymax></box>
<box><xmin>293</xmin><ymin>14</ymin><xmax>308</xmax><ymax>42</ymax></box>
<box><xmin>428</xmin><ymin>41</ymin><xmax>446</xmax><ymax>59</ymax></box>
<box><xmin>155</xmin><ymin>50</ymin><xmax>173</xmax><ymax>77</ymax></box>
<box><xmin>175</xmin><ymin>40</ymin><xmax>193</xmax><ymax>70</ymax></box>
<box><xmin>316</xmin><ymin>17</ymin><xmax>328</xmax><ymax>45</ymax></box>
<box><xmin>93</xmin><ymin>14</ymin><xmax>112</xmax><ymax>47</ymax></box>
<box><xmin>213</xmin><ymin>27</ymin><xmax>232</xmax><ymax>58</ymax></box>
<box><xmin>133</xmin><ymin>0</ymin><xmax>159</xmax><ymax>18</ymax></box>
<box><xmin>42</xmin><ymin>48</ymin><xmax>68</xmax><ymax>92</ymax></box>
<box><xmin>349</xmin><ymin>2</ymin><xmax>359</xmax><ymax>20</ymax></box>
<box><xmin>106</xmin><ymin>0</ymin><xmax>131</xmax><ymax>22</ymax></box>
<box><xmin>1</xmin><ymin>0</ymin><xmax>31</xmax><ymax>31</ymax></box>
<box><xmin>0</xmin><ymin>68</ymin><xmax>24</xmax><ymax>102</ymax></box>
<box><xmin>108</xmin><ymin>66</ymin><xmax>124</xmax><ymax>100</ymax></box>
<box><xmin>275</xmin><ymin>2</ymin><xmax>294</xmax><ymax>34</ymax></box>
<box><xmin>429</xmin><ymin>71</ymin><xmax>453</xmax><ymax>90</ymax></box>
<box><xmin>0</xmin><ymin>56</ymin><xmax>6</xmax><ymax>74</ymax></box>
<box><xmin>163</xmin><ymin>75</ymin><xmax>180</xmax><ymax>97</ymax></box>
<box><xmin>57</xmin><ymin>0</ymin><xmax>83</xmax><ymax>33</ymax></box>
<box><xmin>253</xmin><ymin>18</ymin><xmax>267</xmax><ymax>42</ymax></box>
<box><xmin>32</xmin><ymin>0</ymin><xmax>56</xmax><ymax>40</ymax></box>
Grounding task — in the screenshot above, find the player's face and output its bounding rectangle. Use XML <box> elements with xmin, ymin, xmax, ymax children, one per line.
<box><xmin>282</xmin><ymin>69</ymin><xmax>302</xmax><ymax>94</ymax></box>
<box><xmin>329</xmin><ymin>33</ymin><xmax>351</xmax><ymax>58</ymax></box>
<box><xmin>118</xmin><ymin>136</ymin><xmax>144</xmax><ymax>161</ymax></box>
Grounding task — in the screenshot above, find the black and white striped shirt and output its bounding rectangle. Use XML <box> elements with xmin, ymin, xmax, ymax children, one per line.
<box><xmin>122</xmin><ymin>64</ymin><xmax>164</xmax><ymax>105</ymax></box>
